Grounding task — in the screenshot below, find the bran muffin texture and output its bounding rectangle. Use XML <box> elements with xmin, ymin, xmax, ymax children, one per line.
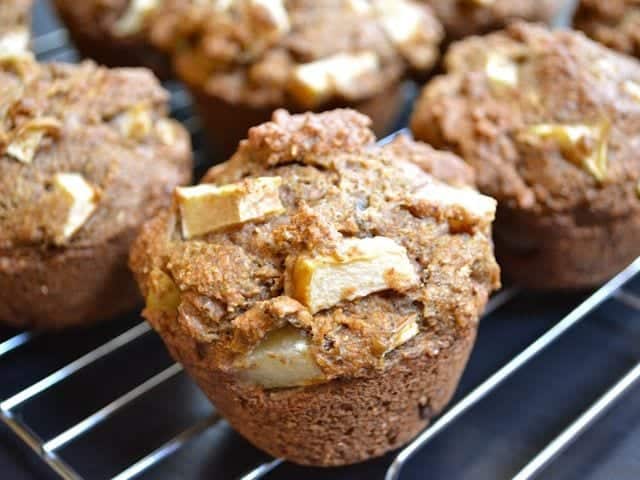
<box><xmin>411</xmin><ymin>23</ymin><xmax>640</xmax><ymax>288</ymax></box>
<box><xmin>574</xmin><ymin>0</ymin><xmax>640</xmax><ymax>59</ymax></box>
<box><xmin>149</xmin><ymin>0</ymin><xmax>444</xmax><ymax>153</ymax></box>
<box><xmin>130</xmin><ymin>109</ymin><xmax>500</xmax><ymax>465</ymax></box>
<box><xmin>0</xmin><ymin>58</ymin><xmax>192</xmax><ymax>328</ymax></box>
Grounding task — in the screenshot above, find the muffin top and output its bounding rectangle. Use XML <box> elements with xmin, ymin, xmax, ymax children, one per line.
<box><xmin>574</xmin><ymin>0</ymin><xmax>640</xmax><ymax>57</ymax></box>
<box><xmin>0</xmin><ymin>0</ymin><xmax>32</xmax><ymax>54</ymax></box>
<box><xmin>0</xmin><ymin>58</ymin><xmax>192</xmax><ymax>250</ymax></box>
<box><xmin>422</xmin><ymin>0</ymin><xmax>559</xmax><ymax>40</ymax></box>
<box><xmin>149</xmin><ymin>0</ymin><xmax>443</xmax><ymax>108</ymax></box>
<box><xmin>411</xmin><ymin>23</ymin><xmax>640</xmax><ymax>219</ymax></box>
<box><xmin>130</xmin><ymin>109</ymin><xmax>500</xmax><ymax>388</ymax></box>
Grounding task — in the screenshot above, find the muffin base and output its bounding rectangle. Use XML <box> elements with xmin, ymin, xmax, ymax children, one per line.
<box><xmin>54</xmin><ymin>2</ymin><xmax>171</xmax><ymax>79</ymax></box>
<box><xmin>149</xmin><ymin>312</ymin><xmax>476</xmax><ymax>466</ymax></box>
<box><xmin>0</xmin><ymin>229</ymin><xmax>141</xmax><ymax>329</ymax></box>
<box><xmin>187</xmin><ymin>81</ymin><xmax>407</xmax><ymax>158</ymax></box>
<box><xmin>495</xmin><ymin>208</ymin><xmax>640</xmax><ymax>290</ymax></box>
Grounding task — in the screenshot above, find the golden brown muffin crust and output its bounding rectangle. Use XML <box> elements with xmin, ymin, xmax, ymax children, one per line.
<box><xmin>412</xmin><ymin>23</ymin><xmax>640</xmax><ymax>218</ymax></box>
<box><xmin>131</xmin><ymin>109</ymin><xmax>500</xmax><ymax>381</ymax></box>
<box><xmin>149</xmin><ymin>0</ymin><xmax>443</xmax><ymax>107</ymax></box>
<box><xmin>0</xmin><ymin>60</ymin><xmax>191</xmax><ymax>249</ymax></box>
<box><xmin>574</xmin><ymin>0</ymin><xmax>640</xmax><ymax>58</ymax></box>
<box><xmin>0</xmin><ymin>57</ymin><xmax>193</xmax><ymax>328</ymax></box>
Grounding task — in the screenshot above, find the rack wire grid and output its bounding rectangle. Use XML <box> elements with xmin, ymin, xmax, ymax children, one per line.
<box><xmin>2</xmin><ymin>2</ymin><xmax>640</xmax><ymax>480</ymax></box>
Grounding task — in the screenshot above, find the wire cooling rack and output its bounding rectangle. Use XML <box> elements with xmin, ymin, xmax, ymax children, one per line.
<box><xmin>3</xmin><ymin>2</ymin><xmax>640</xmax><ymax>479</ymax></box>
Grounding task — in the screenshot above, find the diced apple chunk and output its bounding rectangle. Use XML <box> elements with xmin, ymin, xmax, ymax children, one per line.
<box><xmin>528</xmin><ymin>124</ymin><xmax>595</xmax><ymax>145</ymax></box>
<box><xmin>372</xmin><ymin>316</ymin><xmax>419</xmax><ymax>356</ymax></box>
<box><xmin>0</xmin><ymin>28</ymin><xmax>29</xmax><ymax>57</ymax></box>
<box><xmin>113</xmin><ymin>0</ymin><xmax>161</xmax><ymax>36</ymax></box>
<box><xmin>212</xmin><ymin>0</ymin><xmax>234</xmax><ymax>10</ymax></box>
<box><xmin>374</xmin><ymin>0</ymin><xmax>424</xmax><ymax>48</ymax></box>
<box><xmin>525</xmin><ymin>122</ymin><xmax>610</xmax><ymax>182</ymax></box>
<box><xmin>411</xmin><ymin>182</ymin><xmax>497</xmax><ymax>230</ymax></box>
<box><xmin>175</xmin><ymin>177</ymin><xmax>285</xmax><ymax>239</ymax></box>
<box><xmin>117</xmin><ymin>104</ymin><xmax>153</xmax><ymax>140</ymax></box>
<box><xmin>624</xmin><ymin>80</ymin><xmax>640</xmax><ymax>103</ymax></box>
<box><xmin>485</xmin><ymin>53</ymin><xmax>518</xmax><ymax>88</ymax></box>
<box><xmin>238</xmin><ymin>325</ymin><xmax>325</xmax><ymax>389</ymax></box>
<box><xmin>346</xmin><ymin>0</ymin><xmax>372</xmax><ymax>14</ymax></box>
<box><xmin>7</xmin><ymin>130</ymin><xmax>46</xmax><ymax>164</ymax></box>
<box><xmin>288</xmin><ymin>236</ymin><xmax>419</xmax><ymax>314</ymax></box>
<box><xmin>146</xmin><ymin>269</ymin><xmax>181</xmax><ymax>313</ymax></box>
<box><xmin>289</xmin><ymin>52</ymin><xmax>379</xmax><ymax>108</ymax></box>
<box><xmin>373</xmin><ymin>0</ymin><xmax>438</xmax><ymax>68</ymax></box>
<box><xmin>389</xmin><ymin>317</ymin><xmax>419</xmax><ymax>351</ymax></box>
<box><xmin>155</xmin><ymin>118</ymin><xmax>179</xmax><ymax>145</ymax></box>
<box><xmin>5</xmin><ymin>118</ymin><xmax>61</xmax><ymax>164</ymax></box>
<box><xmin>53</xmin><ymin>173</ymin><xmax>98</xmax><ymax>243</ymax></box>
<box><xmin>247</xmin><ymin>0</ymin><xmax>290</xmax><ymax>37</ymax></box>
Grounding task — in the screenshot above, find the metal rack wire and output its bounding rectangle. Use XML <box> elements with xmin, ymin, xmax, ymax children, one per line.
<box><xmin>3</xmin><ymin>19</ymin><xmax>640</xmax><ymax>480</ymax></box>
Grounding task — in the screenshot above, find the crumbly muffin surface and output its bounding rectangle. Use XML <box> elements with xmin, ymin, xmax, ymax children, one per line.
<box><xmin>131</xmin><ymin>109</ymin><xmax>499</xmax><ymax>382</ymax></box>
<box><xmin>411</xmin><ymin>23</ymin><xmax>640</xmax><ymax>218</ymax></box>
<box><xmin>0</xmin><ymin>59</ymin><xmax>192</xmax><ymax>249</ymax></box>
<box><xmin>149</xmin><ymin>0</ymin><xmax>443</xmax><ymax>107</ymax></box>
<box><xmin>574</xmin><ymin>0</ymin><xmax>640</xmax><ymax>58</ymax></box>
<box><xmin>422</xmin><ymin>0</ymin><xmax>559</xmax><ymax>39</ymax></box>
<box><xmin>0</xmin><ymin>0</ymin><xmax>31</xmax><ymax>34</ymax></box>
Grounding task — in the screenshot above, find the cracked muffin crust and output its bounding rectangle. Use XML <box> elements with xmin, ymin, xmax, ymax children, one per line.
<box><xmin>0</xmin><ymin>58</ymin><xmax>192</xmax><ymax>329</ymax></box>
<box><xmin>574</xmin><ymin>0</ymin><xmax>640</xmax><ymax>59</ymax></box>
<box><xmin>411</xmin><ymin>23</ymin><xmax>640</xmax><ymax>289</ymax></box>
<box><xmin>53</xmin><ymin>0</ymin><xmax>172</xmax><ymax>78</ymax></box>
<box><xmin>149</xmin><ymin>0</ymin><xmax>443</xmax><ymax>154</ymax></box>
<box><xmin>421</xmin><ymin>0</ymin><xmax>560</xmax><ymax>40</ymax></box>
<box><xmin>130</xmin><ymin>109</ymin><xmax>500</xmax><ymax>465</ymax></box>
<box><xmin>0</xmin><ymin>0</ymin><xmax>32</xmax><ymax>57</ymax></box>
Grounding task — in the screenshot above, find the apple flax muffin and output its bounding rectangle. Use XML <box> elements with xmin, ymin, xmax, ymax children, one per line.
<box><xmin>574</xmin><ymin>0</ymin><xmax>640</xmax><ymax>59</ymax></box>
<box><xmin>420</xmin><ymin>0</ymin><xmax>561</xmax><ymax>41</ymax></box>
<box><xmin>53</xmin><ymin>0</ymin><xmax>172</xmax><ymax>78</ymax></box>
<box><xmin>0</xmin><ymin>0</ymin><xmax>32</xmax><ymax>57</ymax></box>
<box><xmin>411</xmin><ymin>22</ymin><xmax>640</xmax><ymax>289</ymax></box>
<box><xmin>130</xmin><ymin>109</ymin><xmax>500</xmax><ymax>466</ymax></box>
<box><xmin>0</xmin><ymin>57</ymin><xmax>192</xmax><ymax>329</ymax></box>
<box><xmin>149</xmin><ymin>0</ymin><xmax>443</xmax><ymax>154</ymax></box>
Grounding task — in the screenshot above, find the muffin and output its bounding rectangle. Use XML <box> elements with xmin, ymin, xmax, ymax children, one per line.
<box><xmin>0</xmin><ymin>0</ymin><xmax>32</xmax><ymax>56</ymax></box>
<box><xmin>53</xmin><ymin>0</ymin><xmax>171</xmax><ymax>78</ymax></box>
<box><xmin>130</xmin><ymin>109</ymin><xmax>500</xmax><ymax>465</ymax></box>
<box><xmin>421</xmin><ymin>0</ymin><xmax>561</xmax><ymax>40</ymax></box>
<box><xmin>149</xmin><ymin>0</ymin><xmax>443</xmax><ymax>154</ymax></box>
<box><xmin>0</xmin><ymin>57</ymin><xmax>192</xmax><ymax>329</ymax></box>
<box><xmin>411</xmin><ymin>23</ymin><xmax>640</xmax><ymax>289</ymax></box>
<box><xmin>574</xmin><ymin>0</ymin><xmax>640</xmax><ymax>58</ymax></box>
